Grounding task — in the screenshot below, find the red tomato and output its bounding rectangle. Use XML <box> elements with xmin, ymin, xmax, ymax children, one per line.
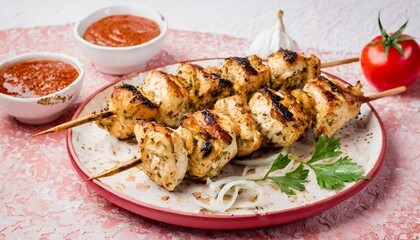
<box><xmin>361</xmin><ymin>33</ymin><xmax>420</xmax><ymax>91</ymax></box>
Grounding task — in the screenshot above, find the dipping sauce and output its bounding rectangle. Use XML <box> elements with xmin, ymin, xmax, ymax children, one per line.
<box><xmin>0</xmin><ymin>60</ymin><xmax>79</xmax><ymax>98</ymax></box>
<box><xmin>83</xmin><ymin>14</ymin><xmax>161</xmax><ymax>47</ymax></box>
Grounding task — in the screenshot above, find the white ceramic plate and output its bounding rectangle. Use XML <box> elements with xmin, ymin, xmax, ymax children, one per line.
<box><xmin>67</xmin><ymin>59</ymin><xmax>386</xmax><ymax>229</ymax></box>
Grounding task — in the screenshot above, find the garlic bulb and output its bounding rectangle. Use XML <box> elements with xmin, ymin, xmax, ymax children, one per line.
<box><xmin>248</xmin><ymin>10</ymin><xmax>299</xmax><ymax>59</ymax></box>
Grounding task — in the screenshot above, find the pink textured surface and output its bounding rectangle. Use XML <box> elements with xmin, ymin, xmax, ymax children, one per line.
<box><xmin>0</xmin><ymin>24</ymin><xmax>419</xmax><ymax>239</ymax></box>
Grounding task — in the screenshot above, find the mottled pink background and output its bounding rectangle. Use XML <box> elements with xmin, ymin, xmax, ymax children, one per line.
<box><xmin>0</xmin><ymin>24</ymin><xmax>419</xmax><ymax>239</ymax></box>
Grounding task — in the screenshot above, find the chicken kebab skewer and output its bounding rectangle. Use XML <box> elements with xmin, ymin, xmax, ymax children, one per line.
<box><xmin>87</xmin><ymin>76</ymin><xmax>405</xmax><ymax>191</ymax></box>
<box><xmin>35</xmin><ymin>49</ymin><xmax>357</xmax><ymax>137</ymax></box>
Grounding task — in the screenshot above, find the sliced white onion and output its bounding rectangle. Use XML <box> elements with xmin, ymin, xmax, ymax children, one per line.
<box><xmin>195</xmin><ymin>147</ymin><xmax>297</xmax><ymax>212</ymax></box>
<box><xmin>195</xmin><ymin>178</ymin><xmax>262</xmax><ymax>213</ymax></box>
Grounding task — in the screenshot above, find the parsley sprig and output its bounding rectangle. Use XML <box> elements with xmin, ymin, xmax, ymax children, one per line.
<box><xmin>260</xmin><ymin>135</ymin><xmax>370</xmax><ymax>195</ymax></box>
<box><xmin>305</xmin><ymin>135</ymin><xmax>370</xmax><ymax>190</ymax></box>
<box><xmin>261</xmin><ymin>154</ymin><xmax>308</xmax><ymax>195</ymax></box>
<box><xmin>307</xmin><ymin>135</ymin><xmax>342</xmax><ymax>163</ymax></box>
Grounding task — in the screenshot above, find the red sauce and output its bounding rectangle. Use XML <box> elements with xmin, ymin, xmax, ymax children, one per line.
<box><xmin>0</xmin><ymin>60</ymin><xmax>79</xmax><ymax>98</ymax></box>
<box><xmin>83</xmin><ymin>14</ymin><xmax>161</xmax><ymax>47</ymax></box>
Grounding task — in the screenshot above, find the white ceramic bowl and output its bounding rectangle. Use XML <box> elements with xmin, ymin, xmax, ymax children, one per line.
<box><xmin>73</xmin><ymin>5</ymin><xmax>168</xmax><ymax>75</ymax></box>
<box><xmin>0</xmin><ymin>52</ymin><xmax>84</xmax><ymax>125</ymax></box>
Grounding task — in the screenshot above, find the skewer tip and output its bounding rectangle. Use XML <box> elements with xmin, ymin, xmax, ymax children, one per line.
<box><xmin>32</xmin><ymin>130</ymin><xmax>51</xmax><ymax>137</ymax></box>
<box><xmin>32</xmin><ymin>110</ymin><xmax>115</xmax><ymax>137</ymax></box>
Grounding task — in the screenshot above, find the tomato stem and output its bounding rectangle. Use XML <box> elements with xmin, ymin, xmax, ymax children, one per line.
<box><xmin>370</xmin><ymin>12</ymin><xmax>413</xmax><ymax>58</ymax></box>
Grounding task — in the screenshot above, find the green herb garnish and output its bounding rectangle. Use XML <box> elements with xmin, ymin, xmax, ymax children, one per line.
<box><xmin>261</xmin><ymin>153</ymin><xmax>308</xmax><ymax>195</ymax></box>
<box><xmin>306</xmin><ymin>135</ymin><xmax>370</xmax><ymax>190</ymax></box>
<box><xmin>308</xmin><ymin>135</ymin><xmax>342</xmax><ymax>163</ymax></box>
<box><xmin>309</xmin><ymin>156</ymin><xmax>370</xmax><ymax>189</ymax></box>
<box><xmin>261</xmin><ymin>135</ymin><xmax>369</xmax><ymax>194</ymax></box>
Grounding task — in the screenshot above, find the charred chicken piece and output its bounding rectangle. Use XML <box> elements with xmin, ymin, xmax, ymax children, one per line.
<box><xmin>176</xmin><ymin>63</ymin><xmax>232</xmax><ymax>110</ymax></box>
<box><xmin>249</xmin><ymin>88</ymin><xmax>311</xmax><ymax>147</ymax></box>
<box><xmin>179</xmin><ymin>109</ymin><xmax>237</xmax><ymax>180</ymax></box>
<box><xmin>96</xmin><ymin>84</ymin><xmax>158</xmax><ymax>139</ymax></box>
<box><xmin>134</xmin><ymin>120</ymin><xmax>188</xmax><ymax>191</ymax></box>
<box><xmin>303</xmin><ymin>77</ymin><xmax>364</xmax><ymax>137</ymax></box>
<box><xmin>290</xmin><ymin>88</ymin><xmax>316</xmax><ymax>125</ymax></box>
<box><xmin>220</xmin><ymin>55</ymin><xmax>270</xmax><ymax>97</ymax></box>
<box><xmin>214</xmin><ymin>95</ymin><xmax>262</xmax><ymax>157</ymax></box>
<box><xmin>268</xmin><ymin>48</ymin><xmax>321</xmax><ymax>91</ymax></box>
<box><xmin>141</xmin><ymin>70</ymin><xmax>190</xmax><ymax>128</ymax></box>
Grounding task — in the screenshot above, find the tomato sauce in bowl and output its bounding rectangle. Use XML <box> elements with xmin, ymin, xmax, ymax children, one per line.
<box><xmin>0</xmin><ymin>60</ymin><xmax>79</xmax><ymax>98</ymax></box>
<box><xmin>83</xmin><ymin>14</ymin><xmax>161</xmax><ymax>47</ymax></box>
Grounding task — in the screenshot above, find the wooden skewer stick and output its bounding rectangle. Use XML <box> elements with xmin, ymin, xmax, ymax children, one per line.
<box><xmin>33</xmin><ymin>110</ymin><xmax>114</xmax><ymax>137</ymax></box>
<box><xmin>365</xmin><ymin>86</ymin><xmax>406</xmax><ymax>102</ymax></box>
<box><xmin>86</xmin><ymin>157</ymin><xmax>143</xmax><ymax>181</ymax></box>
<box><xmin>321</xmin><ymin>57</ymin><xmax>360</xmax><ymax>68</ymax></box>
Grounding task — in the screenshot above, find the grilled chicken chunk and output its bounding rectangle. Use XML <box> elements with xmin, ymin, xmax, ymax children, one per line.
<box><xmin>96</xmin><ymin>84</ymin><xmax>158</xmax><ymax>139</ymax></box>
<box><xmin>141</xmin><ymin>70</ymin><xmax>190</xmax><ymax>128</ymax></box>
<box><xmin>203</xmin><ymin>66</ymin><xmax>220</xmax><ymax>75</ymax></box>
<box><xmin>179</xmin><ymin>109</ymin><xmax>237</xmax><ymax>180</ymax></box>
<box><xmin>214</xmin><ymin>95</ymin><xmax>262</xmax><ymax>157</ymax></box>
<box><xmin>134</xmin><ymin>120</ymin><xmax>188</xmax><ymax>191</ymax></box>
<box><xmin>176</xmin><ymin>63</ymin><xmax>232</xmax><ymax>110</ymax></box>
<box><xmin>268</xmin><ymin>48</ymin><xmax>320</xmax><ymax>91</ymax></box>
<box><xmin>249</xmin><ymin>88</ymin><xmax>311</xmax><ymax>147</ymax></box>
<box><xmin>290</xmin><ymin>88</ymin><xmax>316</xmax><ymax>125</ymax></box>
<box><xmin>303</xmin><ymin>77</ymin><xmax>364</xmax><ymax>137</ymax></box>
<box><xmin>220</xmin><ymin>55</ymin><xmax>270</xmax><ymax>96</ymax></box>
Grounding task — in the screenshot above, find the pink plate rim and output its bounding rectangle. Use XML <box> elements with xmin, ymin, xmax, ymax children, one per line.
<box><xmin>66</xmin><ymin>58</ymin><xmax>387</xmax><ymax>230</ymax></box>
